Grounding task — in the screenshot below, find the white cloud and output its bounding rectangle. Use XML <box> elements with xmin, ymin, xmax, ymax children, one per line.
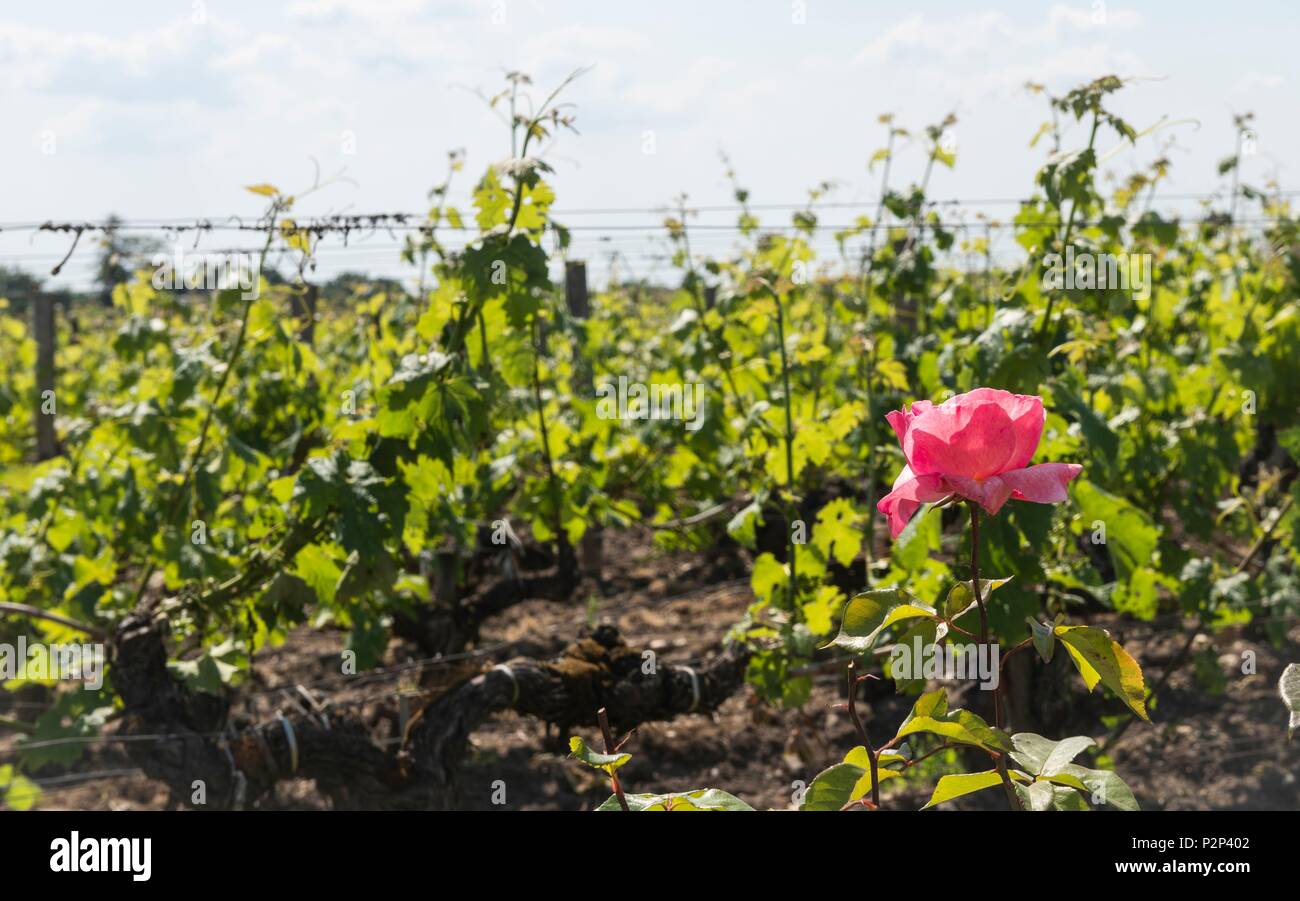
<box><xmin>624</xmin><ymin>56</ymin><xmax>736</xmax><ymax>116</ymax></box>
<box><xmin>1233</xmin><ymin>71</ymin><xmax>1283</xmax><ymax>94</ymax></box>
<box><xmin>852</xmin><ymin>4</ymin><xmax>1142</xmax><ymax>67</ymax></box>
<box><xmin>287</xmin><ymin>0</ymin><xmax>433</xmax><ymax>25</ymax></box>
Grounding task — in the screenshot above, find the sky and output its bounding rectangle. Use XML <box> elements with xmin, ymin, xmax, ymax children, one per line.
<box><xmin>1</xmin><ymin>0</ymin><xmax>1296</xmax><ymax>291</ymax></box>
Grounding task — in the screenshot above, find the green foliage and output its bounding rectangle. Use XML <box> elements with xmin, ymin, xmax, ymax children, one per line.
<box><xmin>596</xmin><ymin>789</ymin><xmax>753</xmax><ymax>812</ymax></box>
<box><xmin>0</xmin><ymin>71</ymin><xmax>1293</xmax><ymax>814</ymax></box>
<box><xmin>568</xmin><ymin>736</ymin><xmax>631</xmax><ymax>775</ymax></box>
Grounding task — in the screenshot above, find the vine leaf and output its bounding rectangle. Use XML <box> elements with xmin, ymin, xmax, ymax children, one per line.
<box><xmin>0</xmin><ymin>765</ymin><xmax>41</xmax><ymax>811</ymax></box>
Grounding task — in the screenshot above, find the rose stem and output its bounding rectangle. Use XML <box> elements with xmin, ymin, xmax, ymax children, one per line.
<box><xmin>969</xmin><ymin>502</ymin><xmax>1023</xmax><ymax>810</ymax></box>
<box><xmin>597</xmin><ymin>707</ymin><xmax>630</xmax><ymax>812</ymax></box>
<box><xmin>846</xmin><ymin>661</ymin><xmax>881</xmax><ymax>809</ymax></box>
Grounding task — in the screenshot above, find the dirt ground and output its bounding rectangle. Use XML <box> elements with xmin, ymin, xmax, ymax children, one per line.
<box><xmin>7</xmin><ymin>526</ymin><xmax>1299</xmax><ymax>811</ymax></box>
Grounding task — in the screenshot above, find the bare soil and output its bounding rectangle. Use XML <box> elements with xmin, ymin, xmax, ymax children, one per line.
<box><xmin>7</xmin><ymin>526</ymin><xmax>1299</xmax><ymax>811</ymax></box>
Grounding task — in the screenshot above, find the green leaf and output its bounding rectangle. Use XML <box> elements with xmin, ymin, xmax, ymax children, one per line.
<box><xmin>1039</xmin><ymin>770</ymin><xmax>1090</xmax><ymax>793</ymax></box>
<box><xmin>1009</xmin><ymin>733</ymin><xmax>1094</xmax><ymax>776</ymax></box>
<box><xmin>1055</xmin><ymin>625</ymin><xmax>1150</xmax><ymax>721</ymax></box>
<box><xmin>921</xmin><ymin>770</ymin><xmax>1004</xmax><ymax>809</ymax></box>
<box><xmin>1113</xmin><ymin>566</ymin><xmax>1161</xmax><ymax>620</ymax></box>
<box><xmin>1072</xmin><ymin>479</ymin><xmax>1160</xmax><ymax>583</ymax></box>
<box><xmin>568</xmin><ymin>736</ymin><xmax>630</xmax><ymax>775</ymax></box>
<box><xmin>803</xmin><ymin>585</ymin><xmax>843</xmax><ymax>636</ymax></box>
<box><xmin>895</xmin><ymin>703</ymin><xmax>1012</xmax><ymax>753</ymax></box>
<box><xmin>800</xmin><ymin>748</ymin><xmax>905</xmax><ymax>810</ymax></box>
<box><xmin>1057</xmin><ymin>763</ymin><xmax>1140</xmax><ymax>810</ymax></box>
<box><xmin>891</xmin><ymin>618</ymin><xmax>940</xmax><ymax>693</ymax></box>
<box><xmin>1027</xmin><ymin>618</ymin><xmax>1056</xmax><ymax>663</ymax></box>
<box><xmin>1055</xmin><ymin>387</ymin><xmax>1118</xmax><ymax>462</ymax></box>
<box><xmin>843</xmin><ymin>747</ymin><xmax>905</xmax><ymax>796</ymax></box>
<box><xmin>599</xmin><ymin>789</ymin><xmax>753</xmax><ymax>811</ymax></box>
<box><xmin>826</xmin><ymin>588</ymin><xmax>937</xmax><ymax>653</ymax></box>
<box><xmin>1019</xmin><ymin>779</ymin><xmax>1056</xmax><ymax>811</ymax></box>
<box><xmin>942</xmin><ymin>578</ymin><xmax>1012</xmax><ymax>621</ymax></box>
<box><xmin>726</xmin><ymin>500</ymin><xmax>763</xmax><ymax>549</ymax></box>
<box><xmin>800</xmin><ymin>762</ymin><xmax>864</xmax><ymax>811</ymax></box>
<box><xmin>750</xmin><ymin>553</ymin><xmax>788</xmax><ymax>607</ymax></box>
<box><xmin>1279</xmin><ymin>664</ymin><xmax>1300</xmax><ymax>740</ymax></box>
<box><xmin>167</xmin><ymin>654</ymin><xmax>240</xmax><ymax>695</ymax></box>
<box><xmin>1049</xmin><ymin>784</ymin><xmax>1090</xmax><ymax>810</ymax></box>
<box><xmin>46</xmin><ymin>518</ymin><xmax>81</xmax><ymax>553</ymax></box>
<box><xmin>905</xmin><ymin>688</ymin><xmax>949</xmax><ymax>721</ymax></box>
<box><xmin>813</xmin><ymin>498</ymin><xmax>863</xmax><ymax>568</ymax></box>
<box><xmin>892</xmin><ymin>503</ymin><xmax>941</xmax><ymax>571</ymax></box>
<box><xmin>0</xmin><ymin>765</ymin><xmax>41</xmax><ymax>811</ymax></box>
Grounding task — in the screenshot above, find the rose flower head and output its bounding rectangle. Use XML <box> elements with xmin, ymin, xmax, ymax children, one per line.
<box><xmin>877</xmin><ymin>387</ymin><xmax>1082</xmax><ymax>538</ymax></box>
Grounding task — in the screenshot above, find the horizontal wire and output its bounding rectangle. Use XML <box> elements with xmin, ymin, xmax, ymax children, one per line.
<box><xmin>4</xmin><ymin>215</ymin><xmax>1292</xmax><ymax>235</ymax></box>
<box><xmin>30</xmin><ymin>767</ymin><xmax>147</xmax><ymax>790</ymax></box>
<box><xmin>2</xmin><ymin>187</ymin><xmax>1295</xmax><ymax>229</ymax></box>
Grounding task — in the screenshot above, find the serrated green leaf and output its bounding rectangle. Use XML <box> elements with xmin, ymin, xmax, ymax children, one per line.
<box><xmin>922</xmin><ymin>770</ymin><xmax>1004</xmax><ymax>809</ymax></box>
<box><xmin>813</xmin><ymin>498</ymin><xmax>863</xmax><ymax>568</ymax></box>
<box><xmin>1055</xmin><ymin>625</ymin><xmax>1149</xmax><ymax>721</ymax></box>
<box><xmin>826</xmin><ymin>588</ymin><xmax>936</xmax><ymax>652</ymax></box>
<box><xmin>895</xmin><ymin>709</ymin><xmax>1012</xmax><ymax>753</ymax></box>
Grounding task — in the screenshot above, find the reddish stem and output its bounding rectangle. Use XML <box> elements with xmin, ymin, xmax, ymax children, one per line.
<box><xmin>969</xmin><ymin>503</ymin><xmax>1023</xmax><ymax>811</ymax></box>
<box><xmin>597</xmin><ymin>707</ymin><xmax>630</xmax><ymax>812</ymax></box>
<box><xmin>845</xmin><ymin>662</ymin><xmax>881</xmax><ymax>810</ymax></box>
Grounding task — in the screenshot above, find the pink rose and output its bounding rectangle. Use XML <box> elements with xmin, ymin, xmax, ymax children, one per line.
<box><xmin>877</xmin><ymin>387</ymin><xmax>1082</xmax><ymax>538</ymax></box>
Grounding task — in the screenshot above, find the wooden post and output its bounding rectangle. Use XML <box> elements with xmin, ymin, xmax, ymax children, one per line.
<box><xmin>33</xmin><ymin>294</ymin><xmax>57</xmax><ymax>460</ymax></box>
<box><xmin>565</xmin><ymin>261</ymin><xmax>603</xmax><ymax>582</ymax></box>
<box><xmin>291</xmin><ymin>283</ymin><xmax>317</xmax><ymax>345</ymax></box>
<box><xmin>564</xmin><ymin>260</ymin><xmax>590</xmax><ymax>319</ymax></box>
<box><xmin>434</xmin><ymin>550</ymin><xmax>458</xmax><ymax>607</ymax></box>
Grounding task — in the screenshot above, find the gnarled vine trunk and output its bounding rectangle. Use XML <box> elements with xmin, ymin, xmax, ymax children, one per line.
<box><xmin>110</xmin><ymin>605</ymin><xmax>748</xmax><ymax>810</ymax></box>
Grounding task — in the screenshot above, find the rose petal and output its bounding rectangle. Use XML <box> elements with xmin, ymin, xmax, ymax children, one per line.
<box><xmin>997</xmin><ymin>463</ymin><xmax>1083</xmax><ymax>505</ymax></box>
<box><xmin>907</xmin><ymin>400</ymin><xmax>1018</xmax><ymax>480</ymax></box>
<box><xmin>877</xmin><ymin>465</ymin><xmax>951</xmax><ymax>538</ymax></box>
<box><xmin>998</xmin><ymin>392</ymin><xmax>1045</xmax><ymax>471</ymax></box>
<box><xmin>885</xmin><ymin>400</ymin><xmax>935</xmax><ymax>449</ymax></box>
<box><xmin>944</xmin><ymin>474</ymin><xmax>1015</xmax><ymax>516</ymax></box>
